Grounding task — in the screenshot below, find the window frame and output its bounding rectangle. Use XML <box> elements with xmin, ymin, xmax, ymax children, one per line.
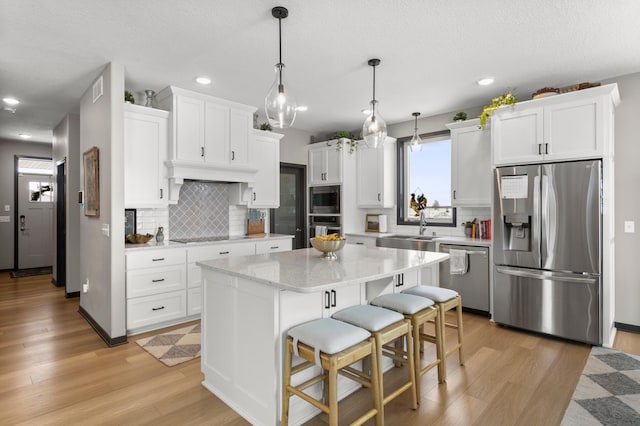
<box><xmin>396</xmin><ymin>129</ymin><xmax>457</xmax><ymax>227</ymax></box>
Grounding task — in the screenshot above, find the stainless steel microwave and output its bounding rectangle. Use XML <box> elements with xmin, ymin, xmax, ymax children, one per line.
<box><xmin>309</xmin><ymin>185</ymin><xmax>340</xmax><ymax>214</ymax></box>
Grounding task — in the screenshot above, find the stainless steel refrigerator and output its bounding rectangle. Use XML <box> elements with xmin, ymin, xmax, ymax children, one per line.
<box><xmin>493</xmin><ymin>160</ymin><xmax>602</xmax><ymax>344</ymax></box>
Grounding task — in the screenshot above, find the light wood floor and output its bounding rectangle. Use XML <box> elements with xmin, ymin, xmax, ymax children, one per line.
<box><xmin>1</xmin><ymin>273</ymin><xmax>638</xmax><ymax>425</ymax></box>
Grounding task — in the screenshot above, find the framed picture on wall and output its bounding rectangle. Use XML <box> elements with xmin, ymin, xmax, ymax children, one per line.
<box><xmin>365</xmin><ymin>214</ymin><xmax>380</xmax><ymax>232</ymax></box>
<box><xmin>125</xmin><ymin>209</ymin><xmax>136</xmax><ymax>237</ymax></box>
<box><xmin>83</xmin><ymin>146</ymin><xmax>100</xmax><ymax>217</ymax></box>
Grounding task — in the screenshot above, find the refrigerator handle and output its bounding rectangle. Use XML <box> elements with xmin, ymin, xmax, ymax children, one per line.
<box><xmin>532</xmin><ymin>174</ymin><xmax>541</xmax><ymax>267</ymax></box>
<box><xmin>496</xmin><ymin>266</ymin><xmax>598</xmax><ymax>284</ymax></box>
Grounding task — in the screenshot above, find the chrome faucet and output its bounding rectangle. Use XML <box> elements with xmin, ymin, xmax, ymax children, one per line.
<box><xmin>419</xmin><ymin>210</ymin><xmax>426</xmax><ymax>235</ymax></box>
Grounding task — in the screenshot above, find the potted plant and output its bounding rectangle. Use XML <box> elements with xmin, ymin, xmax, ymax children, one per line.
<box><xmin>259</xmin><ymin>122</ymin><xmax>272</xmax><ymax>131</ymax></box>
<box><xmin>479</xmin><ymin>90</ymin><xmax>517</xmax><ymax>129</ymax></box>
<box><xmin>453</xmin><ymin>111</ymin><xmax>467</xmax><ymax>122</ymax></box>
<box><xmin>327</xmin><ymin>131</ymin><xmax>358</xmax><ymax>154</ymax></box>
<box><xmin>124</xmin><ymin>90</ymin><xmax>135</xmax><ymax>104</ymax></box>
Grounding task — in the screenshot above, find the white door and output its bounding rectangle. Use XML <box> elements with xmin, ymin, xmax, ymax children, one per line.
<box><xmin>18</xmin><ymin>174</ymin><xmax>54</xmax><ymax>269</ymax></box>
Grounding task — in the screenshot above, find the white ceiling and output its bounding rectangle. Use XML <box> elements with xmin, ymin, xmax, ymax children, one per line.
<box><xmin>2</xmin><ymin>1</ymin><xmax>640</xmax><ymax>143</ymax></box>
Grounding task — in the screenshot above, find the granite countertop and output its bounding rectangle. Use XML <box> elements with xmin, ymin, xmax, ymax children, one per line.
<box><xmin>125</xmin><ymin>233</ymin><xmax>294</xmax><ymax>251</ymax></box>
<box><xmin>197</xmin><ymin>244</ymin><xmax>449</xmax><ymax>293</ymax></box>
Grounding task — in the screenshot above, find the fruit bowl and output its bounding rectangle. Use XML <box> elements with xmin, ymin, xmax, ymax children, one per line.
<box><xmin>310</xmin><ymin>237</ymin><xmax>346</xmax><ymax>259</ymax></box>
<box><xmin>126</xmin><ymin>233</ymin><xmax>154</xmax><ymax>244</ymax></box>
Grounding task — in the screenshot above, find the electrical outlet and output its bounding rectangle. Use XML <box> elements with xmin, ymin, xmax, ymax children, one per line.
<box><xmin>3</xmin><ymin>205</ymin><xmax>9</xmax><ymax>212</ymax></box>
<box><xmin>624</xmin><ymin>221</ymin><xmax>635</xmax><ymax>233</ymax></box>
<box><xmin>0</xmin><ymin>216</ymin><xmax>9</xmax><ymax>223</ymax></box>
<box><xmin>102</xmin><ymin>223</ymin><xmax>110</xmax><ymax>237</ymax></box>
<box><xmin>82</xmin><ymin>280</ymin><xmax>89</xmax><ymax>293</ymax></box>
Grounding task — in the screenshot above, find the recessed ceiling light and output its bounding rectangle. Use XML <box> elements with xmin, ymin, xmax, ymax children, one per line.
<box><xmin>477</xmin><ymin>77</ymin><xmax>495</xmax><ymax>86</ymax></box>
<box><xmin>18</xmin><ymin>133</ymin><xmax>32</xmax><ymax>139</ymax></box>
<box><xmin>3</xmin><ymin>97</ymin><xmax>20</xmax><ymax>106</ymax></box>
<box><xmin>195</xmin><ymin>76</ymin><xmax>212</xmax><ymax>85</ymax></box>
<box><xmin>361</xmin><ymin>108</ymin><xmax>371</xmax><ymax>115</ymax></box>
<box><xmin>296</xmin><ymin>105</ymin><xmax>308</xmax><ymax>112</ymax></box>
<box><xmin>3</xmin><ymin>107</ymin><xmax>16</xmax><ymax>113</ymax></box>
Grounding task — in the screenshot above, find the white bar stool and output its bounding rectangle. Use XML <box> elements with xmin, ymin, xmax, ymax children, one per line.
<box><xmin>402</xmin><ymin>286</ymin><xmax>464</xmax><ymax>382</ymax></box>
<box><xmin>282</xmin><ymin>318</ymin><xmax>383</xmax><ymax>426</ymax></box>
<box><xmin>371</xmin><ymin>293</ymin><xmax>444</xmax><ymax>401</ymax></box>
<box><xmin>332</xmin><ymin>304</ymin><xmax>418</xmax><ymax>411</ymax></box>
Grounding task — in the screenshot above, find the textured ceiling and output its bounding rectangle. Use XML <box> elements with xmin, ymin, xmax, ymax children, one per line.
<box><xmin>2</xmin><ymin>0</ymin><xmax>640</xmax><ymax>143</ymax></box>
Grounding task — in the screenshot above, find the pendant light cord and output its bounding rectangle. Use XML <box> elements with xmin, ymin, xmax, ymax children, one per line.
<box><xmin>278</xmin><ymin>16</ymin><xmax>283</xmax><ymax>87</ymax></box>
<box><xmin>371</xmin><ymin>65</ymin><xmax>376</xmax><ymax>119</ymax></box>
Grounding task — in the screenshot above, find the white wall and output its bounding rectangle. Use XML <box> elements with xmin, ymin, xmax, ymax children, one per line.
<box><xmin>0</xmin><ymin>139</ymin><xmax>52</xmax><ymax>270</ymax></box>
<box><xmin>79</xmin><ymin>62</ymin><xmax>126</xmax><ymax>340</ymax></box>
<box><xmin>52</xmin><ymin>113</ymin><xmax>81</xmax><ymax>293</ymax></box>
<box><xmin>604</xmin><ymin>72</ymin><xmax>640</xmax><ymax>327</ymax></box>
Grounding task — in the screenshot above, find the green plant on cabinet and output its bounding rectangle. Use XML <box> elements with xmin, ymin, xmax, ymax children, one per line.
<box><xmin>479</xmin><ymin>90</ymin><xmax>517</xmax><ymax>129</ymax></box>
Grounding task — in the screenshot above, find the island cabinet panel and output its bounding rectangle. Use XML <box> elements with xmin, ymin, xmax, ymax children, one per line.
<box><xmin>202</xmin><ymin>272</ymin><xmax>280</xmax><ymax>426</ymax></box>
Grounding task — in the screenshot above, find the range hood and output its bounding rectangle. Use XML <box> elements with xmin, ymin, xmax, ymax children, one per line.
<box><xmin>165</xmin><ymin>160</ymin><xmax>257</xmax><ymax>202</ymax></box>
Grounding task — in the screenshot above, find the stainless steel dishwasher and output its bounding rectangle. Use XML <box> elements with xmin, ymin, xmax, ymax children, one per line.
<box><xmin>438</xmin><ymin>244</ymin><xmax>490</xmax><ymax>315</ymax></box>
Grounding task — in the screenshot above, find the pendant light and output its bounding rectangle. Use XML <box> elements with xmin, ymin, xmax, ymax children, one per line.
<box><xmin>265</xmin><ymin>6</ymin><xmax>297</xmax><ymax>129</ymax></box>
<box><xmin>362</xmin><ymin>58</ymin><xmax>387</xmax><ymax>148</ymax></box>
<box><xmin>409</xmin><ymin>112</ymin><xmax>423</xmax><ymax>152</ymax></box>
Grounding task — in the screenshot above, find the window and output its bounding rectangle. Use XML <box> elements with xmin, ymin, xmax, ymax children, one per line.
<box><xmin>397</xmin><ymin>130</ymin><xmax>456</xmax><ymax>226</ymax></box>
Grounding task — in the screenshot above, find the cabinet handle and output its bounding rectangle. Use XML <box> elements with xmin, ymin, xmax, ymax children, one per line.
<box><xmin>201</xmin><ymin>146</ymin><xmax>205</xmax><ymax>157</ymax></box>
<box><xmin>545</xmin><ymin>143</ymin><xmax>549</xmax><ymax>155</ymax></box>
<box><xmin>219</xmin><ymin>251</ymin><xmax>230</xmax><ymax>255</ymax></box>
<box><xmin>355</xmin><ymin>242</ymin><xmax>364</xmax><ymax>245</ymax></box>
<box><xmin>377</xmin><ymin>193</ymin><xmax>381</xmax><ymax>202</ymax></box>
<box><xmin>160</xmin><ymin>188</ymin><xmax>163</xmax><ymax>199</ymax></box>
<box><xmin>324</xmin><ymin>291</ymin><xmax>331</xmax><ymax>309</ymax></box>
<box><xmin>253</xmin><ymin>192</ymin><xmax>256</xmax><ymax>201</ymax></box>
<box><xmin>453</xmin><ymin>190</ymin><xmax>456</xmax><ymax>200</ymax></box>
<box><xmin>152</xmin><ymin>306</ymin><xmax>165</xmax><ymax>311</ymax></box>
<box><xmin>270</xmin><ymin>246</ymin><xmax>279</xmax><ymax>249</ymax></box>
<box><xmin>330</xmin><ymin>289</ymin><xmax>337</xmax><ymax>307</ymax></box>
<box><xmin>152</xmin><ymin>258</ymin><xmax>165</xmax><ymax>262</ymax></box>
<box><xmin>538</xmin><ymin>143</ymin><xmax>542</xmax><ymax>155</ymax></box>
<box><xmin>152</xmin><ymin>278</ymin><xmax>165</xmax><ymax>283</ymax></box>
<box><xmin>396</xmin><ymin>273</ymin><xmax>404</xmax><ymax>287</ymax></box>
<box><xmin>231</xmin><ymin>151</ymin><xmax>235</xmax><ymax>161</ymax></box>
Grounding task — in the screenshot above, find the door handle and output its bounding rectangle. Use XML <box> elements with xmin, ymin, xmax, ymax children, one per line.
<box><xmin>20</xmin><ymin>215</ymin><xmax>26</xmax><ymax>231</ymax></box>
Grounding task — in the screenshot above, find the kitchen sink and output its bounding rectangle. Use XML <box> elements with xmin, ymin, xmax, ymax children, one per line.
<box><xmin>376</xmin><ymin>235</ymin><xmax>436</xmax><ymax>251</ymax></box>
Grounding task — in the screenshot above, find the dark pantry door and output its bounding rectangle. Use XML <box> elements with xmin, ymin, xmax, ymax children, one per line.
<box><xmin>270</xmin><ymin>163</ymin><xmax>306</xmax><ymax>249</ymax></box>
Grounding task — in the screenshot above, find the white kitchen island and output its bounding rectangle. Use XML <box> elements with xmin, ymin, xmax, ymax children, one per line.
<box><xmin>197</xmin><ymin>245</ymin><xmax>448</xmax><ymax>426</ymax></box>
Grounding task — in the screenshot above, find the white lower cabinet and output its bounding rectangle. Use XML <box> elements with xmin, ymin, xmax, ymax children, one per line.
<box><xmin>126</xmin><ymin>248</ymin><xmax>187</xmax><ymax>334</ymax></box>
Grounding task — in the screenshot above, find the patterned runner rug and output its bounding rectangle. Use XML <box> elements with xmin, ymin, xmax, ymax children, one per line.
<box><xmin>562</xmin><ymin>346</ymin><xmax>640</xmax><ymax>425</ymax></box>
<box><xmin>136</xmin><ymin>323</ymin><xmax>201</xmax><ymax>366</ymax></box>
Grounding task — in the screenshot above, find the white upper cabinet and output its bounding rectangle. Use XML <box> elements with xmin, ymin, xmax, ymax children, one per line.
<box><xmin>356</xmin><ymin>138</ymin><xmax>396</xmax><ymax>208</ymax></box>
<box><xmin>124</xmin><ymin>104</ymin><xmax>169</xmax><ymax>208</ymax></box>
<box><xmin>203</xmin><ymin>101</ymin><xmax>230</xmax><ymax>165</ymax></box>
<box><xmin>248</xmin><ymin>130</ymin><xmax>283</xmax><ymax>208</ymax></box>
<box><xmin>492</xmin><ymin>84</ymin><xmax>620</xmax><ymax>166</ymax></box>
<box><xmin>175</xmin><ymin>95</ymin><xmax>206</xmax><ymax>162</ymax></box>
<box><xmin>447</xmin><ymin>119</ymin><xmax>492</xmax><ymax>207</ymax></box>
<box><xmin>308</xmin><ymin>143</ymin><xmax>343</xmax><ymax>185</ymax></box>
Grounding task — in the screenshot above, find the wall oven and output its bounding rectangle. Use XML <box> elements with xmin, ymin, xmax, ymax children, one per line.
<box><xmin>309</xmin><ymin>185</ymin><xmax>340</xmax><ymax>214</ymax></box>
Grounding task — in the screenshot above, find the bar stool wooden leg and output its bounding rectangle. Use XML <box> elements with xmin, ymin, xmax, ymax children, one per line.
<box><xmin>281</xmin><ymin>339</ymin><xmax>292</xmax><ymax>426</ymax></box>
<box><xmin>456</xmin><ymin>300</ymin><xmax>465</xmax><ymax>365</ymax></box>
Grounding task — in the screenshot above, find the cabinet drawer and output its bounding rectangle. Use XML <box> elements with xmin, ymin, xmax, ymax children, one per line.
<box><xmin>187</xmin><ymin>287</ymin><xmax>202</xmax><ymax>316</ymax></box>
<box><xmin>126</xmin><ymin>248</ymin><xmax>186</xmax><ymax>270</ymax></box>
<box><xmin>126</xmin><ymin>265</ymin><xmax>186</xmax><ymax>298</ymax></box>
<box><xmin>127</xmin><ymin>290</ymin><xmax>187</xmax><ymax>330</ymax></box>
<box><xmin>255</xmin><ymin>239</ymin><xmax>292</xmax><ymax>254</ymax></box>
<box><xmin>187</xmin><ymin>242</ymin><xmax>255</xmax><ymax>263</ymax></box>
<box><xmin>346</xmin><ymin>236</ymin><xmax>377</xmax><ymax>248</ymax></box>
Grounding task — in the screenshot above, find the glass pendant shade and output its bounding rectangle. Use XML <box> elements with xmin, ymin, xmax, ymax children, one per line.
<box><xmin>362</xmin><ymin>100</ymin><xmax>387</xmax><ymax>148</ymax></box>
<box><xmin>265</xmin><ymin>63</ymin><xmax>297</xmax><ymax>128</ymax></box>
<box><xmin>409</xmin><ymin>112</ymin><xmax>422</xmax><ymax>152</ymax></box>
<box><xmin>409</xmin><ymin>133</ymin><xmax>422</xmax><ymax>152</ymax></box>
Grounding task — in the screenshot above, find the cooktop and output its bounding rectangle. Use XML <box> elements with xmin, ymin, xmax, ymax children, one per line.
<box><xmin>170</xmin><ymin>236</ymin><xmax>230</xmax><ymax>244</ymax></box>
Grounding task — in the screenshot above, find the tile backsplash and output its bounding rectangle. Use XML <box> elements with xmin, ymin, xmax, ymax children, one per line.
<box><xmin>169</xmin><ymin>181</ymin><xmax>230</xmax><ymax>239</ymax></box>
